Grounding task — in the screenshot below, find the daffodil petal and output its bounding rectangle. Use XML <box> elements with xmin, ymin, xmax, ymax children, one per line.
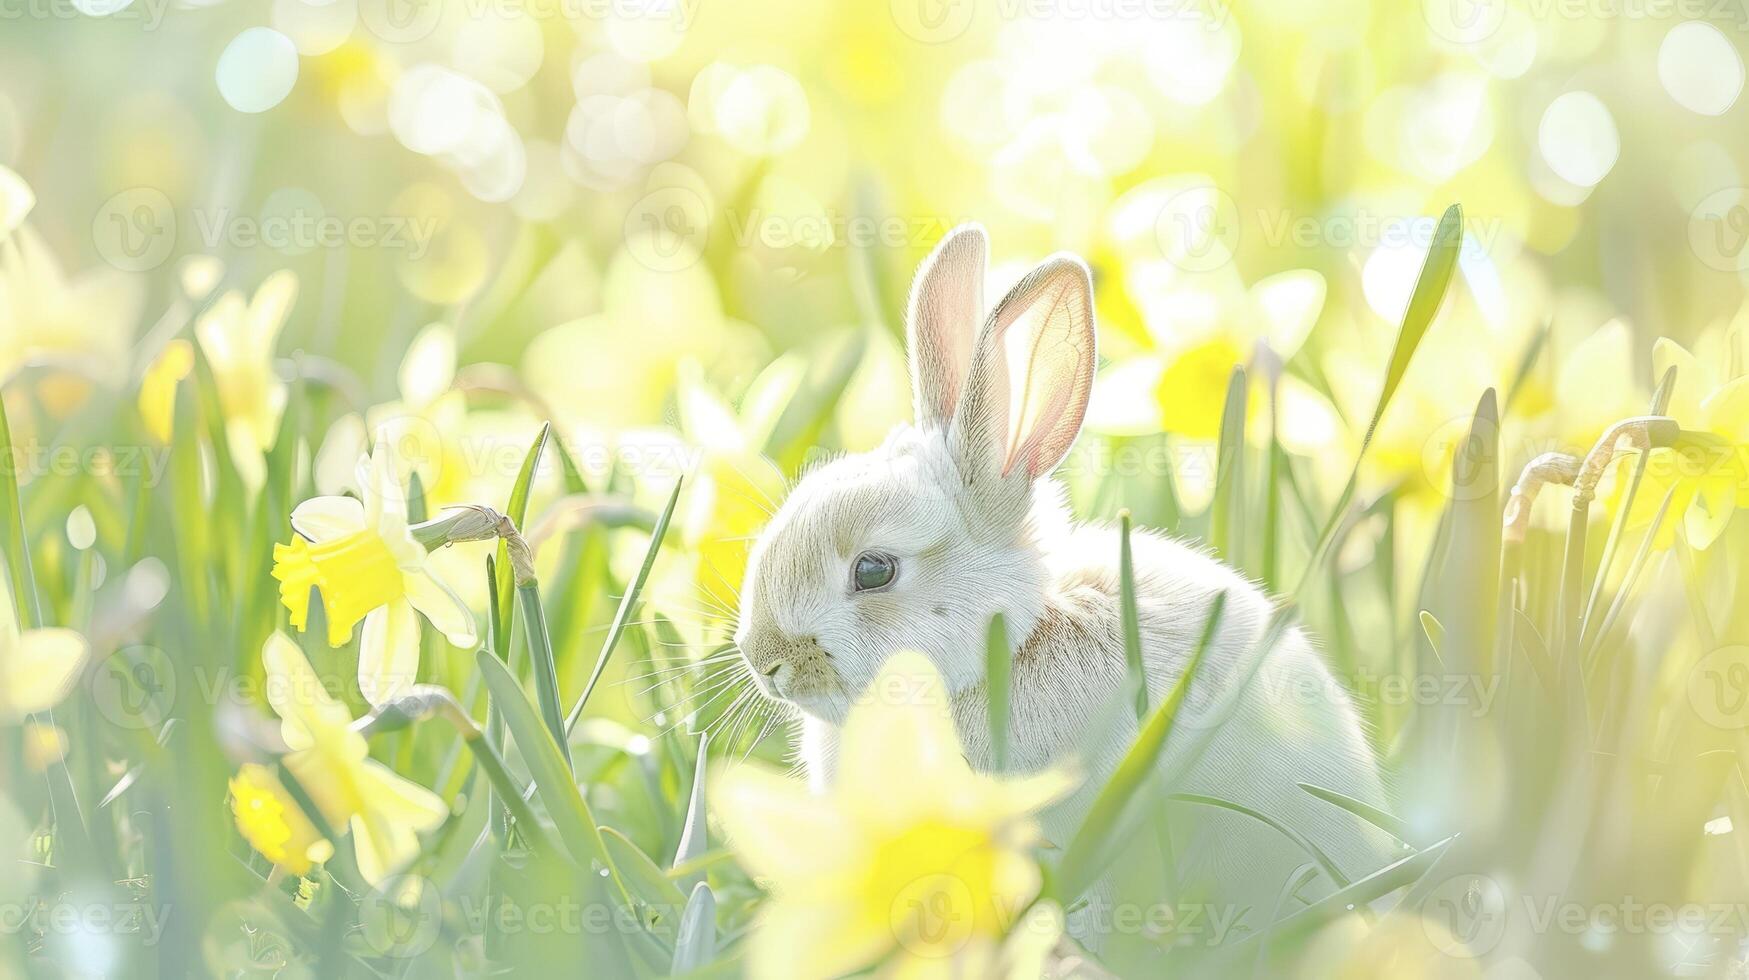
<box><xmin>398</xmin><ymin>322</ymin><xmax>458</xmax><ymax>409</ymax></box>
<box><xmin>358</xmin><ymin>600</ymin><xmax>421</xmax><ymax>707</ymax></box>
<box><xmin>1085</xmin><ymin>357</ymin><xmax>1167</xmax><ymax>436</ymax></box>
<box><xmin>350</xmin><ymin>760</ymin><xmax>447</xmax><ymax>886</ymax></box>
<box><xmin>0</xmin><ymin>164</ymin><xmax>35</xmax><ymax>236</ymax></box>
<box><xmin>1700</xmin><ymin>376</ymin><xmax>1749</xmax><ymax>443</ymax></box>
<box><xmin>0</xmin><ymin>628</ymin><xmax>89</xmax><ymax>723</ymax></box>
<box><xmin>749</xmin><ymin>897</ymin><xmax>891</xmax><ymax>980</ymax></box>
<box><xmin>837</xmin><ymin>652</ymin><xmax>966</xmax><ymax>813</ymax></box>
<box><xmin>290</xmin><ymin>495</ymin><xmax>368</xmax><ymax>543</ymax></box>
<box><xmin>713</xmin><ymin>764</ymin><xmax>858</xmax><ymax>883</ymax></box>
<box><xmin>1685</xmin><ymin>477</ymin><xmax>1738</xmax><ymax>551</ymax></box>
<box><xmin>250</xmin><ymin>270</ymin><xmax>298</xmax><ymax>347</ymax></box>
<box><xmin>262</xmin><ymin>631</ymin><xmax>352</xmax><ymax>748</ymax></box>
<box><xmin>403</xmin><ymin>571</ymin><xmax>478</xmax><ymax>648</ymax></box>
<box><xmin>1251</xmin><ymin>268</ymin><xmax>1325</xmax><ymax>361</ymax></box>
<box><xmin>1652</xmin><ymin>336</ymin><xmax>1705</xmax><ymax>427</ymax></box>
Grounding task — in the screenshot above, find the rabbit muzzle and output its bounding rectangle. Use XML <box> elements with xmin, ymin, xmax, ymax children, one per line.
<box><xmin>740</xmin><ymin>630</ymin><xmax>838</xmax><ymax>709</ymax></box>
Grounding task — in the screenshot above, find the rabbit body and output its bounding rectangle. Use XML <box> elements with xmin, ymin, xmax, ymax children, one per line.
<box><xmin>795</xmin><ymin>503</ymin><xmax>1392</xmax><ymax>908</ymax></box>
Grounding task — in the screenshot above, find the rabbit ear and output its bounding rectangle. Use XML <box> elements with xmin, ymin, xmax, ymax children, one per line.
<box><xmin>952</xmin><ymin>254</ymin><xmax>1097</xmax><ymax>483</ymax></box>
<box><xmin>907</xmin><ymin>223</ymin><xmax>988</xmax><ymax>429</ymax></box>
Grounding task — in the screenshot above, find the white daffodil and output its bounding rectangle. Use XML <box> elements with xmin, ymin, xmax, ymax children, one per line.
<box><xmin>0</xmin><ymin>578</ymin><xmax>89</xmax><ymax>724</ymax></box>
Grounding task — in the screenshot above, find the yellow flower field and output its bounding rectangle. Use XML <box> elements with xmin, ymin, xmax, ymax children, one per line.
<box><xmin>2</xmin><ymin>1</ymin><xmax>1749</xmax><ymax>977</ymax></box>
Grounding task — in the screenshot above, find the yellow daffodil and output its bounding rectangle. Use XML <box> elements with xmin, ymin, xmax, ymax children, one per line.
<box><xmin>138</xmin><ymin>338</ymin><xmax>194</xmax><ymax>445</ymax></box>
<box><xmin>194</xmin><ymin>270</ymin><xmax>296</xmax><ymax>490</ymax></box>
<box><xmin>0</xmin><ymin>579</ymin><xmax>89</xmax><ymax>724</ymax></box>
<box><xmin>232</xmin><ymin>632</ymin><xmax>448</xmax><ymax>885</ymax></box>
<box><xmin>360</xmin><ymin>322</ymin><xmax>471</xmax><ymax>507</ymax></box>
<box><xmin>714</xmin><ymin>651</ymin><xmax>1073</xmax><ymax>978</ymax></box>
<box><xmin>1090</xmin><ymin>265</ymin><xmax>1335</xmax><ymax>444</ymax></box>
<box><xmin>20</xmin><ymin>721</ymin><xmax>67</xmax><ymax>772</ymax></box>
<box><xmin>674</xmin><ymin>358</ymin><xmax>791</xmax><ymax>617</ymax></box>
<box><xmin>1610</xmin><ymin>333</ymin><xmax>1749</xmax><ymax>550</ymax></box>
<box><xmin>272</xmin><ymin>440</ymin><xmax>477</xmax><ymax>705</ymax></box>
<box><xmin>230</xmin><ymin>762</ymin><xmax>333</xmax><ymax>876</ymax></box>
<box><xmin>0</xmin><ymin>224</ymin><xmax>143</xmax><ymax>393</ymax></box>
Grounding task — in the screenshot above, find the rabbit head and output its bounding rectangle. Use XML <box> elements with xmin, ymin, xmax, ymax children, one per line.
<box><xmin>733</xmin><ymin>224</ymin><xmax>1098</xmax><ymax>723</ymax></box>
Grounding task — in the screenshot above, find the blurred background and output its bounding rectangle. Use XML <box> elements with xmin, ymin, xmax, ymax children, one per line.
<box><xmin>3</xmin><ymin>0</ymin><xmax>1749</xmax><ymax>976</ymax></box>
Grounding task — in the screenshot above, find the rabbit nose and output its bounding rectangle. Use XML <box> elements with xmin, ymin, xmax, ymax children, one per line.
<box><xmin>764</xmin><ymin>662</ymin><xmax>792</xmax><ymax>697</ymax></box>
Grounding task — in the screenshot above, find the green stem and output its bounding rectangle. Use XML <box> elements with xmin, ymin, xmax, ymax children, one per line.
<box><xmin>517</xmin><ymin>579</ymin><xmax>572</xmax><ymax>770</ymax></box>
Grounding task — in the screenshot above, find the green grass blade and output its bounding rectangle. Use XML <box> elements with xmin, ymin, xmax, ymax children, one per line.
<box><xmin>1055</xmin><ymin>591</ymin><xmax>1227</xmax><ymax>901</ymax></box>
<box><xmin>1577</xmin><ymin>364</ymin><xmax>1677</xmax><ymax>650</ymax></box>
<box><xmin>671</xmin><ymin>883</ymin><xmax>719</xmax><ymax>975</ymax></box>
<box><xmin>986</xmin><ymin>612</ymin><xmax>1011</xmax><ymax>770</ymax></box>
<box><xmin>1118</xmin><ymin>513</ymin><xmax>1147</xmax><ymax>720</ymax></box>
<box><xmin>566</xmin><ymin>475</ymin><xmax>682</xmax><ymax>733</ymax></box>
<box><xmin>1214</xmin><ymin>833</ymin><xmax>1460</xmax><ymax>963</ymax></box>
<box><xmin>1296</xmin><ymin>782</ymin><xmax>1413</xmax><ymax>845</ymax></box>
<box><xmin>517</xmin><ymin>580</ymin><xmax>571</xmax><ymax>770</ymax></box>
<box><xmin>1168</xmin><ymin>792</ymin><xmax>1350</xmax><ymax>887</ymax></box>
<box><xmin>1418</xmin><ymin>610</ymin><xmax>1445</xmax><ymax>667</ymax></box>
<box><xmin>494</xmin><ymin>422</ymin><xmax>551</xmax><ymax>652</ymax></box>
<box><xmin>1294</xmin><ymin>204</ymin><xmax>1463</xmax><ymax>600</ymax></box>
<box><xmin>1210</xmin><ymin>365</ymin><xmax>1247</xmax><ymax>566</ymax></box>
<box><xmin>476</xmin><ymin>648</ymin><xmax>611</xmax><ymax>874</ymax></box>
<box><xmin>0</xmin><ymin>396</ymin><xmax>41</xmax><ymax>626</ymax></box>
<box><xmin>673</xmin><ymin>732</ymin><xmax>710</xmax><ymax>883</ymax></box>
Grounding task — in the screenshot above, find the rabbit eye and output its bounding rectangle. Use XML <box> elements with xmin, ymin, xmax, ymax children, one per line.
<box><xmin>852</xmin><ymin>551</ymin><xmax>897</xmax><ymax>592</ymax></box>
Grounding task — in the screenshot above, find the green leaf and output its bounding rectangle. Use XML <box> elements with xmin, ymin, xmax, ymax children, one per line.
<box><xmin>601</xmin><ymin>826</ymin><xmax>688</xmax><ymax>917</ymax></box>
<box><xmin>1056</xmin><ymin>591</ymin><xmax>1227</xmax><ymax>901</ymax></box>
<box><xmin>671</xmin><ymin>883</ymin><xmax>718</xmax><ymax>975</ymax></box>
<box><xmin>672</xmin><ymin>732</ymin><xmax>710</xmax><ymax>884</ymax></box>
<box><xmin>985</xmin><ymin>612</ymin><xmax>1011</xmax><ymax>771</ymax></box>
<box><xmin>1294</xmin><ymin>204</ymin><xmax>1463</xmax><ymax>600</ymax></box>
<box><xmin>566</xmin><ymin>475</ymin><xmax>682</xmax><ymax>733</ymax></box>
<box><xmin>476</xmin><ymin>649</ymin><xmax>609</xmax><ymax>873</ymax></box>
<box><xmin>1418</xmin><ymin>610</ymin><xmax>1445</xmax><ymax>666</ymax></box>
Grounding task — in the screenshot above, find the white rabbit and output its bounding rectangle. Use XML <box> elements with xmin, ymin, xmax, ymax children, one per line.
<box><xmin>732</xmin><ymin>224</ymin><xmax>1393</xmax><ymax>941</ymax></box>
